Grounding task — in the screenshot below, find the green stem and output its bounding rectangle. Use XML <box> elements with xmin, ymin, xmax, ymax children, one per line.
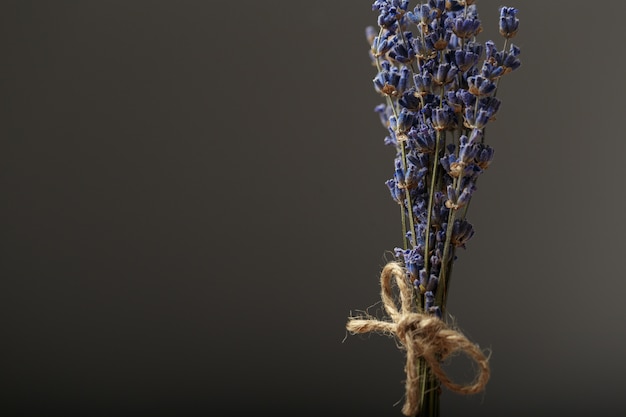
<box><xmin>420</xmin><ymin>364</ymin><xmax>440</xmax><ymax>417</ymax></box>
<box><xmin>373</xmin><ymin>46</ymin><xmax>415</xmax><ymax>250</ymax></box>
<box><xmin>423</xmin><ymin>78</ymin><xmax>447</xmax><ymax>281</ymax></box>
<box><xmin>422</xmin><ymin>130</ymin><xmax>441</xmax><ymax>279</ymax></box>
<box><xmin>493</xmin><ymin>38</ymin><xmax>509</xmax><ymax>98</ymax></box>
<box><xmin>400</xmin><ymin>202</ymin><xmax>408</xmax><ymax>250</ymax></box>
<box><xmin>401</xmin><ymin>140</ymin><xmax>417</xmax><ymax>248</ymax></box>
<box><xmin>436</xmin><ymin>171</ymin><xmax>463</xmax><ymax>313</ymax></box>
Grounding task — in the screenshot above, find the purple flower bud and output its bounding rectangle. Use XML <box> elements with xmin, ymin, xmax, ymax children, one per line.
<box><xmin>432</xmin><ymin>107</ymin><xmax>453</xmax><ymax>131</ymax></box>
<box><xmin>478</xmin><ymin>96</ymin><xmax>501</xmax><ymax>119</ymax></box>
<box><xmin>394</xmin><ymin>157</ymin><xmax>405</xmax><ymax>186</ymax></box>
<box><xmin>458</xmin><ymin>134</ymin><xmax>479</xmax><ymax>163</ymax></box>
<box><xmin>385</xmin><ymin>179</ymin><xmax>405</xmax><ymax>204</ymax></box>
<box><xmin>426</xmin><ymin>275</ymin><xmax>438</xmax><ymax>292</ymax></box>
<box><xmin>454</xmin><ymin>50</ymin><xmax>480</xmax><ymax>73</ymax></box>
<box><xmin>484</xmin><ymin>40</ymin><xmax>497</xmax><ymax>61</ymax></box>
<box><xmin>406</xmin><ymin>154</ymin><xmax>428</xmax><ymax>189</ymax></box>
<box><xmin>374</xmin><ymin>36</ymin><xmax>390</xmax><ymax>56</ymax></box>
<box><xmin>457</xmin><ymin>185</ymin><xmax>474</xmax><ymax>207</ymax></box>
<box><xmin>389</xmin><ymin>40</ymin><xmax>415</xmax><ymax>64</ymax></box>
<box><xmin>388</xmin><ymin>115</ymin><xmax>398</xmax><ymax>131</ymax></box>
<box><xmin>499</xmin><ymin>7</ymin><xmax>519</xmax><ymax>38</ymax></box>
<box><xmin>413</xmin><ymin>125</ymin><xmax>437</xmax><ymax>152</ymax></box>
<box><xmin>502</xmin><ymin>44</ymin><xmax>522</xmax><ymax>73</ymax></box>
<box><xmin>446</xmin><ymin>184</ymin><xmax>458</xmax><ymax>203</ymax></box>
<box><xmin>468</xmin><ymin>75</ymin><xmax>496</xmax><ymax>96</ymax></box>
<box><xmin>463</xmin><ymin>107</ymin><xmax>490</xmax><ymax>129</ymax></box>
<box><xmin>397</xmin><ymin>67</ymin><xmax>411</xmax><ymax>94</ymax></box>
<box><xmin>396</xmin><ymin>108</ymin><xmax>415</xmax><ymax>133</ymax></box>
<box><xmin>476</xmin><ymin>144</ymin><xmax>495</xmax><ymax>169</ymax></box>
<box><xmin>481</xmin><ymin>61</ymin><xmax>505</xmax><ymax>79</ymax></box>
<box><xmin>451</xmin><ymin>219</ymin><xmax>475</xmax><ymax>248</ymax></box>
<box><xmin>413</xmin><ymin>72</ymin><xmax>433</xmax><ymax>95</ymax></box>
<box><xmin>434</xmin><ymin>63</ymin><xmax>459</xmax><ymax>85</ymax></box>
<box><xmin>407</xmin><ymin>4</ymin><xmax>437</xmax><ymax>26</ymax></box>
<box><xmin>475</xmin><ymin>109</ymin><xmax>490</xmax><ymax>128</ymax></box>
<box><xmin>452</xmin><ymin>16</ymin><xmax>481</xmax><ymax>39</ymax></box>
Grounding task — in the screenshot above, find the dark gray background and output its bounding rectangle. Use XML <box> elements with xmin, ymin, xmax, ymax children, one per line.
<box><xmin>1</xmin><ymin>1</ymin><xmax>624</xmax><ymax>416</ymax></box>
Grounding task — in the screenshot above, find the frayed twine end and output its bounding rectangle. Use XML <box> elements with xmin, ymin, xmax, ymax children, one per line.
<box><xmin>346</xmin><ymin>262</ymin><xmax>490</xmax><ymax>416</ymax></box>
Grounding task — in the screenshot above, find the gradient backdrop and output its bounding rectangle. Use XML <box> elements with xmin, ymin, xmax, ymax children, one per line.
<box><xmin>1</xmin><ymin>1</ymin><xmax>625</xmax><ymax>416</ymax></box>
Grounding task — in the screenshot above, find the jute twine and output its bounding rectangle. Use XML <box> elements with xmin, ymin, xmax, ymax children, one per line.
<box><xmin>346</xmin><ymin>262</ymin><xmax>490</xmax><ymax>416</ymax></box>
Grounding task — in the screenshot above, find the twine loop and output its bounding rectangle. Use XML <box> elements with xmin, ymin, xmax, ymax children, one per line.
<box><xmin>346</xmin><ymin>262</ymin><xmax>490</xmax><ymax>416</ymax></box>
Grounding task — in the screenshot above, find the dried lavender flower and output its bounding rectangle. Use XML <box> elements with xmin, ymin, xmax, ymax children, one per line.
<box><xmin>352</xmin><ymin>1</ymin><xmax>522</xmax><ymax>415</ymax></box>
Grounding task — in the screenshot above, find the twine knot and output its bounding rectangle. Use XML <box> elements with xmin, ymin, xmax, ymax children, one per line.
<box><xmin>346</xmin><ymin>262</ymin><xmax>490</xmax><ymax>416</ymax></box>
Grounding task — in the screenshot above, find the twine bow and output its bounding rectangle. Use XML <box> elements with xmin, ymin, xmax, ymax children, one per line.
<box><xmin>346</xmin><ymin>262</ymin><xmax>490</xmax><ymax>416</ymax></box>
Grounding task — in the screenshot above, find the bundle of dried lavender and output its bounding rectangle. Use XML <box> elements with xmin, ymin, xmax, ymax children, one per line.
<box><xmin>347</xmin><ymin>2</ymin><xmax>521</xmax><ymax>416</ymax></box>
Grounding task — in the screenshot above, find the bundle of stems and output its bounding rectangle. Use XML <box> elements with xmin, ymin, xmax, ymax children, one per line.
<box><xmin>361</xmin><ymin>1</ymin><xmax>521</xmax><ymax>415</ymax></box>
